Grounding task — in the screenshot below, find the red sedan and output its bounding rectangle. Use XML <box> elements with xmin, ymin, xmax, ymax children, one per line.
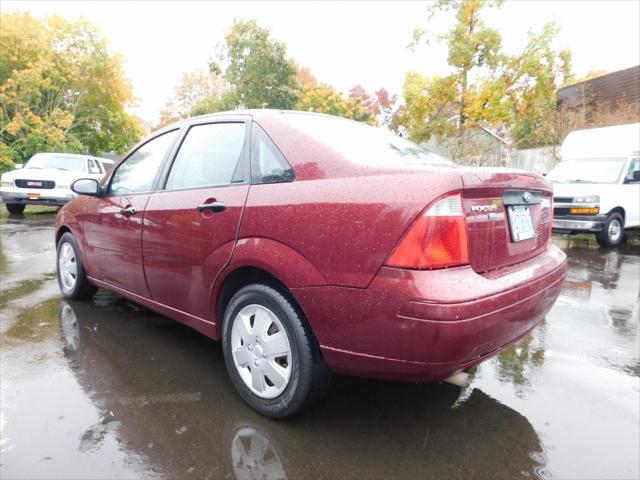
<box><xmin>56</xmin><ymin>111</ymin><xmax>567</xmax><ymax>417</ymax></box>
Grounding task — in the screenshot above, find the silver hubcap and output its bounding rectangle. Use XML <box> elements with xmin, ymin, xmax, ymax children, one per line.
<box><xmin>58</xmin><ymin>243</ymin><xmax>78</xmax><ymax>292</ymax></box>
<box><xmin>230</xmin><ymin>304</ymin><xmax>292</xmax><ymax>399</ymax></box>
<box><xmin>60</xmin><ymin>303</ymin><xmax>80</xmax><ymax>351</ymax></box>
<box><xmin>608</xmin><ymin>219</ymin><xmax>622</xmax><ymax>242</ymax></box>
<box><xmin>231</xmin><ymin>426</ymin><xmax>286</xmax><ymax>480</ymax></box>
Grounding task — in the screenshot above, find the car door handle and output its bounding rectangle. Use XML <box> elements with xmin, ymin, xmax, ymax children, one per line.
<box><xmin>120</xmin><ymin>206</ymin><xmax>137</xmax><ymax>216</ymax></box>
<box><xmin>196</xmin><ymin>201</ymin><xmax>226</xmax><ymax>213</ymax></box>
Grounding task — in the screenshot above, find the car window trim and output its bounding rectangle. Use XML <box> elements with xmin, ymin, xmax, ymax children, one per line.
<box><xmin>104</xmin><ymin>128</ymin><xmax>181</xmax><ymax>197</ymax></box>
<box><xmin>157</xmin><ymin>116</ymin><xmax>252</xmax><ymax>193</ymax></box>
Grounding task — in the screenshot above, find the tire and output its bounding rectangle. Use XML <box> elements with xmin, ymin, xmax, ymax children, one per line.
<box><xmin>6</xmin><ymin>203</ymin><xmax>25</xmax><ymax>215</ymax></box>
<box><xmin>56</xmin><ymin>232</ymin><xmax>97</xmax><ymax>300</ymax></box>
<box><xmin>595</xmin><ymin>212</ymin><xmax>625</xmax><ymax>247</ymax></box>
<box><xmin>222</xmin><ymin>283</ymin><xmax>331</xmax><ymax>418</ymax></box>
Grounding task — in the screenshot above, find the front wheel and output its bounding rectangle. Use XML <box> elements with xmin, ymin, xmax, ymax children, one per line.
<box><xmin>222</xmin><ymin>283</ymin><xmax>331</xmax><ymax>418</ymax></box>
<box><xmin>596</xmin><ymin>213</ymin><xmax>625</xmax><ymax>247</ymax></box>
<box><xmin>56</xmin><ymin>232</ymin><xmax>97</xmax><ymax>300</ymax></box>
<box><xmin>5</xmin><ymin>203</ymin><xmax>25</xmax><ymax>215</ymax></box>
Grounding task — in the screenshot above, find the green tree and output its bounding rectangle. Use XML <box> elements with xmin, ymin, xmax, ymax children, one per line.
<box><xmin>0</xmin><ymin>13</ymin><xmax>143</xmax><ymax>171</ymax></box>
<box><xmin>156</xmin><ymin>69</ymin><xmax>228</xmax><ymax>129</ymax></box>
<box><xmin>213</xmin><ymin>19</ymin><xmax>298</xmax><ymax>110</ymax></box>
<box><xmin>190</xmin><ymin>90</ymin><xmax>238</xmax><ymax>117</ymax></box>
<box><xmin>505</xmin><ymin>23</ymin><xmax>573</xmax><ymax>148</ymax></box>
<box><xmin>400</xmin><ymin>0</ymin><xmax>572</xmax><ymax>160</ymax></box>
<box><xmin>159</xmin><ymin>20</ymin><xmax>392</xmax><ymax>126</ymax></box>
<box><xmin>295</xmin><ymin>81</ymin><xmax>376</xmax><ymax>124</ymax></box>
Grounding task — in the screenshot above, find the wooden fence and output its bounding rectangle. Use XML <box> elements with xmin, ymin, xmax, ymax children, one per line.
<box><xmin>505</xmin><ymin>146</ymin><xmax>560</xmax><ymax>174</ymax></box>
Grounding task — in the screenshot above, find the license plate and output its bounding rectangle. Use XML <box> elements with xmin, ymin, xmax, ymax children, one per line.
<box><xmin>507</xmin><ymin>205</ymin><xmax>536</xmax><ymax>242</ymax></box>
<box><xmin>27</xmin><ymin>193</ymin><xmax>41</xmax><ymax>200</ymax></box>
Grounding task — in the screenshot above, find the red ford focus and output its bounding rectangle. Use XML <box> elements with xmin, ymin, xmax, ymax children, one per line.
<box><xmin>55</xmin><ymin>110</ymin><xmax>567</xmax><ymax>417</ymax></box>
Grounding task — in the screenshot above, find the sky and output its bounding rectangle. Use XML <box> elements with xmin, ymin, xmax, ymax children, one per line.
<box><xmin>3</xmin><ymin>0</ymin><xmax>639</xmax><ymax>124</ymax></box>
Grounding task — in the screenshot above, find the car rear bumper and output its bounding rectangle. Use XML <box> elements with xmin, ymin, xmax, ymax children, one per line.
<box><xmin>294</xmin><ymin>244</ymin><xmax>567</xmax><ymax>382</ymax></box>
<box><xmin>553</xmin><ymin>214</ymin><xmax>607</xmax><ymax>233</ymax></box>
<box><xmin>0</xmin><ymin>187</ymin><xmax>74</xmax><ymax>207</ymax></box>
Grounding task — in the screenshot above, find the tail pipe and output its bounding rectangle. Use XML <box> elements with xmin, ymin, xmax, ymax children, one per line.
<box><xmin>444</xmin><ymin>370</ymin><xmax>472</xmax><ymax>388</ymax></box>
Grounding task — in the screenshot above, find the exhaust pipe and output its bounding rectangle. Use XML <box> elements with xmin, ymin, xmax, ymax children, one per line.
<box><xmin>444</xmin><ymin>370</ymin><xmax>472</xmax><ymax>388</ymax></box>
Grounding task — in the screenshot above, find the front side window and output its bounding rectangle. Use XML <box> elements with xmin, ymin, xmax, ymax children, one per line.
<box><xmin>251</xmin><ymin>124</ymin><xmax>294</xmax><ymax>184</ymax></box>
<box><xmin>110</xmin><ymin>130</ymin><xmax>178</xmax><ymax>195</ymax></box>
<box><xmin>87</xmin><ymin>159</ymin><xmax>102</xmax><ymax>174</ymax></box>
<box><xmin>165</xmin><ymin>122</ymin><xmax>246</xmax><ymax>190</ymax></box>
<box><xmin>625</xmin><ymin>158</ymin><xmax>640</xmax><ymax>183</ymax></box>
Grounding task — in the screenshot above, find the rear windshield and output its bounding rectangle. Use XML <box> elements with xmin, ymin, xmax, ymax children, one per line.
<box><xmin>547</xmin><ymin>158</ymin><xmax>626</xmax><ymax>184</ymax></box>
<box><xmin>281</xmin><ymin>113</ymin><xmax>453</xmax><ymax>168</ymax></box>
<box><xmin>25</xmin><ymin>154</ymin><xmax>86</xmax><ymax>172</ymax></box>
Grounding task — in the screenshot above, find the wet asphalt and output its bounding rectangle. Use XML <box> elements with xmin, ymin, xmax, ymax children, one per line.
<box><xmin>0</xmin><ymin>212</ymin><xmax>638</xmax><ymax>480</ymax></box>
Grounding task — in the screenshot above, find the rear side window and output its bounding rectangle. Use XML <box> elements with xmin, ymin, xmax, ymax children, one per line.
<box><xmin>110</xmin><ymin>130</ymin><xmax>178</xmax><ymax>195</ymax></box>
<box><xmin>165</xmin><ymin>123</ymin><xmax>246</xmax><ymax>190</ymax></box>
<box><xmin>251</xmin><ymin>123</ymin><xmax>294</xmax><ymax>184</ymax></box>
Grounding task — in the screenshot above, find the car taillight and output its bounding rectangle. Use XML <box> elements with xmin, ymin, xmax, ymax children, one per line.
<box><xmin>385</xmin><ymin>193</ymin><xmax>469</xmax><ymax>269</ymax></box>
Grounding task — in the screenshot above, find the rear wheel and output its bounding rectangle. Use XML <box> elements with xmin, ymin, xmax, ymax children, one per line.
<box><xmin>596</xmin><ymin>213</ymin><xmax>625</xmax><ymax>247</ymax></box>
<box><xmin>222</xmin><ymin>283</ymin><xmax>331</xmax><ymax>418</ymax></box>
<box><xmin>56</xmin><ymin>232</ymin><xmax>97</xmax><ymax>300</ymax></box>
<box><xmin>6</xmin><ymin>203</ymin><xmax>25</xmax><ymax>215</ymax></box>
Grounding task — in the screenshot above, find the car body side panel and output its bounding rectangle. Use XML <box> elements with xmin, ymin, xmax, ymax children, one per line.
<box><xmin>142</xmin><ymin>184</ymin><xmax>250</xmax><ymax>320</ymax></box>
<box><xmin>238</xmin><ymin>173</ymin><xmax>463</xmax><ymax>288</ymax></box>
<box><xmin>79</xmin><ymin>194</ymin><xmax>152</xmax><ymax>297</ymax></box>
<box><xmin>209</xmin><ymin>236</ymin><xmax>328</xmax><ymax>337</ymax></box>
<box><xmin>223</xmin><ymin>237</ymin><xmax>327</xmax><ymax>287</ymax></box>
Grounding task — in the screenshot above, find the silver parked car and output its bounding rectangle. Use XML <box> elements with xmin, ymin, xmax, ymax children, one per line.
<box><xmin>0</xmin><ymin>153</ymin><xmax>114</xmax><ymax>214</ymax></box>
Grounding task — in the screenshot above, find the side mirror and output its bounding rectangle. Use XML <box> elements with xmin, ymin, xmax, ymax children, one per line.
<box><xmin>14</xmin><ymin>163</ymin><xmax>23</xmax><ymax>170</ymax></box>
<box><xmin>71</xmin><ymin>178</ymin><xmax>101</xmax><ymax>196</ymax></box>
<box><xmin>633</xmin><ymin>171</ymin><xmax>640</xmax><ymax>181</ymax></box>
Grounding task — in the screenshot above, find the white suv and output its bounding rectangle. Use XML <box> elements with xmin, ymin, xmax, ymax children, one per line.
<box><xmin>0</xmin><ymin>152</ymin><xmax>114</xmax><ymax>215</ymax></box>
<box><xmin>550</xmin><ymin>123</ymin><xmax>640</xmax><ymax>247</ymax></box>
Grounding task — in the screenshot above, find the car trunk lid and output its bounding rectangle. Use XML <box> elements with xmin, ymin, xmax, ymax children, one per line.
<box><xmin>460</xmin><ymin>168</ymin><xmax>553</xmax><ymax>273</ymax></box>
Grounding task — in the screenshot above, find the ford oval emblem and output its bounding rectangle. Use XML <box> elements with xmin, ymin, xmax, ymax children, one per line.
<box><xmin>522</xmin><ymin>191</ymin><xmax>532</xmax><ymax>203</ymax></box>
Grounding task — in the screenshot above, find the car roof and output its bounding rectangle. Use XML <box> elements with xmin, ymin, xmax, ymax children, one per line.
<box><xmin>156</xmin><ymin>109</ymin><xmax>360</xmax><ymax>131</ymax></box>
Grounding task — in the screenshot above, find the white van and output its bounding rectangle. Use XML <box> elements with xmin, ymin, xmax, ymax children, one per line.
<box><xmin>548</xmin><ymin>123</ymin><xmax>640</xmax><ymax>247</ymax></box>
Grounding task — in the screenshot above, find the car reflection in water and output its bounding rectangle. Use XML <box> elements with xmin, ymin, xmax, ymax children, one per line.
<box><xmin>58</xmin><ymin>295</ymin><xmax>546</xmax><ymax>480</ymax></box>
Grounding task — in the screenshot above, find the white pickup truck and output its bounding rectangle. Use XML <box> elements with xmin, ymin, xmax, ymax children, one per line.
<box><xmin>549</xmin><ymin>123</ymin><xmax>640</xmax><ymax>247</ymax></box>
<box><xmin>0</xmin><ymin>152</ymin><xmax>114</xmax><ymax>215</ymax></box>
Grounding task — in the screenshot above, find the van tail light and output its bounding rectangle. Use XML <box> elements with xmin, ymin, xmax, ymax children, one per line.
<box><xmin>385</xmin><ymin>193</ymin><xmax>469</xmax><ymax>269</ymax></box>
